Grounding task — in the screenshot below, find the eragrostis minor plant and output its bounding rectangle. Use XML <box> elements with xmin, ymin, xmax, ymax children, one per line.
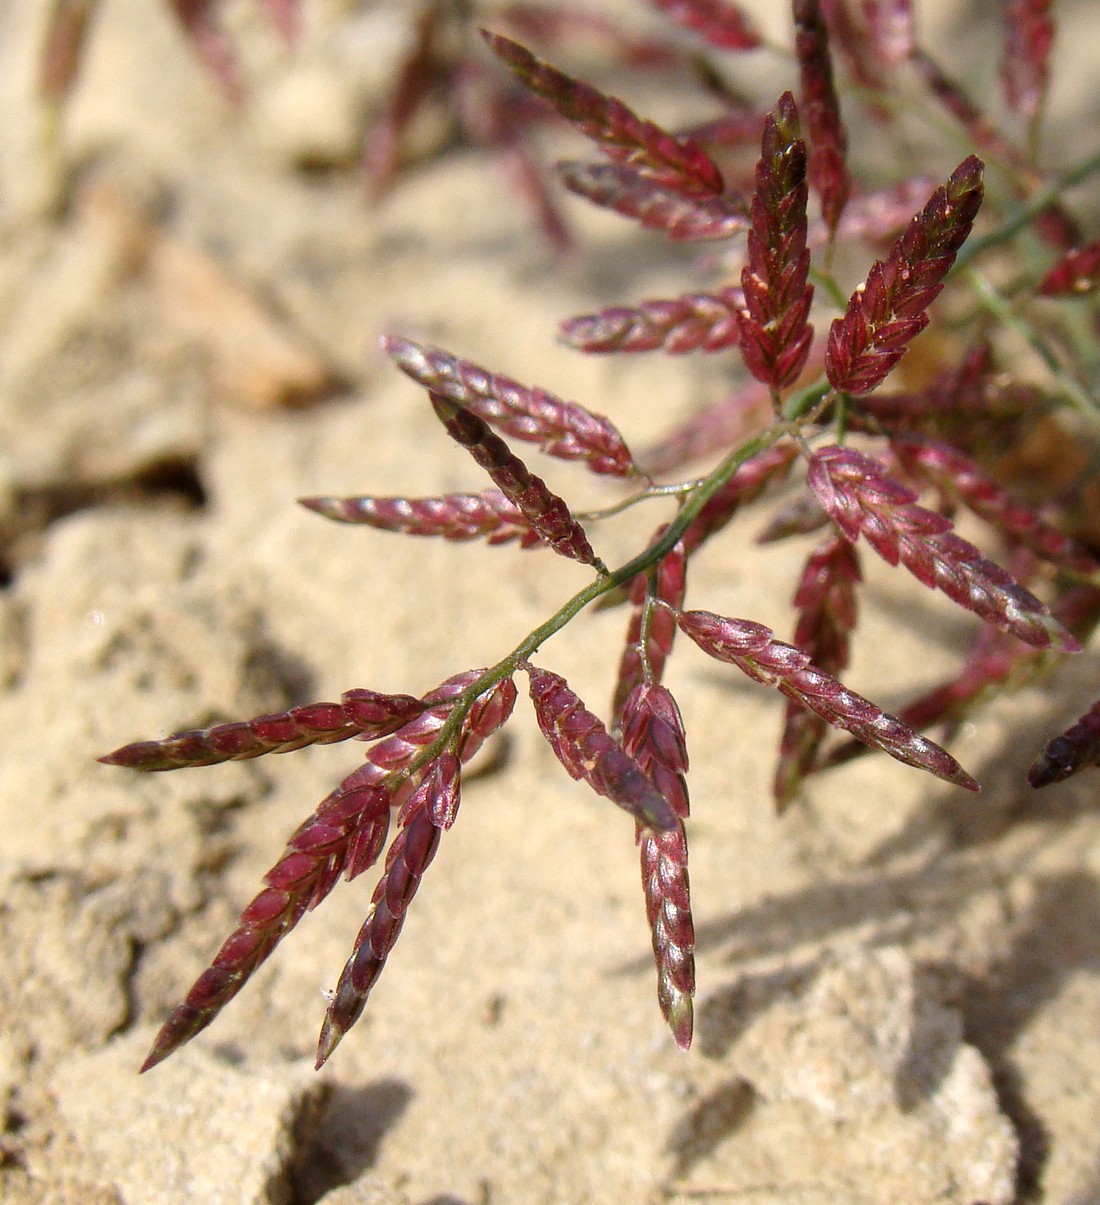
<box><xmin>102</xmin><ymin>0</ymin><xmax>1100</xmax><ymax>1071</ymax></box>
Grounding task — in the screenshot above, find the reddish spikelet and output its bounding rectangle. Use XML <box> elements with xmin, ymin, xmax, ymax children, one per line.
<box><xmin>483</xmin><ymin>32</ymin><xmax>724</xmax><ymax>195</ymax></box>
<box><xmin>317</xmin><ymin>763</ymin><xmax>454</xmax><ymax>1067</ymax></box>
<box><xmin>736</xmin><ymin>92</ymin><xmax>815</xmax><ymax>389</ymax></box>
<box><xmin>299</xmin><ymin>490</ymin><xmax>542</xmax><ymax>549</ymax></box>
<box><xmin>811</xmin><ymin>177</ymin><xmax>938</xmax><ymax>248</ymax></box>
<box><xmin>807</xmin><ymin>445</ymin><xmax>1081</xmax><ymax>651</ymax></box>
<box><xmin>862</xmin><ymin>0</ymin><xmax>915</xmax><ymax>68</ymax></box>
<box><xmin>449</xmin><ymin>59</ymin><xmax>574</xmax><ymax>256</ymax></box>
<box><xmin>755</xmin><ymin>488</ymin><xmax>830</xmax><ymax>544</ymax></box>
<box><xmin>141</xmin><ymin>673</ymin><xmax>516</xmax><ymax>1072</ymax></box>
<box><xmin>100</xmin><ymin>691</ymin><xmax>429</xmax><ymax>772</ymax></box>
<box><xmin>558</xmin><ymin>161</ymin><xmax>748</xmax><ymax>241</ymax></box>
<box><xmin>793</xmin><ymin>0</ymin><xmax>850</xmax><ymax>237</ymax></box>
<box><xmin>612</xmin><ymin>536</ymin><xmax>688</xmax><ymax>721</ymax></box>
<box><xmin>1002</xmin><ymin>0</ymin><xmax>1055</xmax><ymax>124</ymax></box>
<box><xmin>825</xmin><ymin>157</ymin><xmax>984</xmax><ymax>395</ymax></box>
<box><xmin>500</xmin><ymin>4</ymin><xmax>685</xmax><ymax>70</ymax></box>
<box><xmin>40</xmin><ymin>0</ymin><xmax>99</xmax><ymax>102</ymax></box>
<box><xmin>891</xmin><ymin>436</ymin><xmax>1100</xmax><ymax>578</ymax></box>
<box><xmin>819</xmin><ymin>0</ymin><xmax>883</xmax><ymax>93</ymax></box>
<box><xmin>647</xmin><ymin>0</ymin><xmax>763</xmax><ymax>51</ymax></box>
<box><xmin>526</xmin><ymin>666</ymin><xmax>678</xmax><ymax>831</ymax></box>
<box><xmin>560</xmin><ymin>287</ymin><xmax>745</xmax><ymax>354</ymax></box>
<box><xmin>362</xmin><ymin>1</ymin><xmax>446</xmax><ymax>198</ymax></box>
<box><xmin>774</xmin><ymin>535</ymin><xmax>860</xmax><ymax>807</ymax></box>
<box><xmin>620</xmin><ymin>683</ymin><xmax>694</xmax><ymax>1048</ymax></box>
<box><xmin>678</xmin><ymin>608</ymin><xmax>979</xmax><ymax>789</ymax></box>
<box><xmin>429</xmin><ymin>395</ymin><xmax>605</xmax><ymax>573</ymax></box>
<box><xmin>820</xmin><ymin>625</ymin><xmax>1036</xmax><ymax>773</ymax></box>
<box><xmin>1029</xmin><ymin>699</ymin><xmax>1100</xmax><ymax>787</ymax></box>
<box><xmin>1038</xmin><ymin>241</ymin><xmax>1100</xmax><ymax>296</ymax></box>
<box><xmin>384</xmin><ymin>335</ymin><xmax>636</xmax><ymax>477</ymax></box>
<box><xmin>316</xmin><ymin>673</ymin><xmax>509</xmax><ymax>1063</ymax></box>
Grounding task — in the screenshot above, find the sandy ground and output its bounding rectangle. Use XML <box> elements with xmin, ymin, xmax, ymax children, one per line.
<box><xmin>3</xmin><ymin>1</ymin><xmax>1100</xmax><ymax>1202</ymax></box>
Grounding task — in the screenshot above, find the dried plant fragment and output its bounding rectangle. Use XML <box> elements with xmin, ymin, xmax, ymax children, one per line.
<box><xmin>300</xmin><ymin>490</ymin><xmax>542</xmax><ymax>549</ymax></box>
<box><xmin>384</xmin><ymin>335</ymin><xmax>636</xmax><ymax>477</ymax></box>
<box><xmin>1002</xmin><ymin>0</ymin><xmax>1055</xmax><ymax>124</ymax></box>
<box><xmin>647</xmin><ymin>0</ymin><xmax>763</xmax><ymax>51</ymax></box>
<box><xmin>891</xmin><ymin>436</ymin><xmax>1100</xmax><ymax>578</ymax></box>
<box><xmin>1029</xmin><ymin>699</ymin><xmax>1100</xmax><ymax>787</ymax></box>
<box><xmin>737</xmin><ymin>91</ymin><xmax>815</xmax><ymax>389</ymax></box>
<box><xmin>793</xmin><ymin>0</ymin><xmax>850</xmax><ymax>236</ymax></box>
<box><xmin>774</xmin><ymin>534</ymin><xmax>860</xmax><ymax>808</ymax></box>
<box><xmin>808</xmin><ymin>444</ymin><xmax>1081</xmax><ymax>651</ymax></box>
<box><xmin>621</xmin><ymin>683</ymin><xmax>693</xmax><ymax>1047</ymax></box>
<box><xmin>430</xmin><ymin>394</ymin><xmax>605</xmax><ymax>572</ymax></box>
<box><xmin>100</xmin><ymin>691</ymin><xmax>429</xmax><ymax>771</ymax></box>
<box><xmin>557</xmin><ymin>161</ymin><xmax>748</xmax><ymax>240</ymax></box>
<box><xmin>527</xmin><ymin>666</ymin><xmax>678</xmax><ymax>831</ymax></box>
<box><xmin>483</xmin><ymin>32</ymin><xmax>725</xmax><ymax>195</ymax></box>
<box><xmin>561</xmin><ymin>287</ymin><xmax>745</xmax><ymax>354</ymax></box>
<box><xmin>825</xmin><ymin>156</ymin><xmax>984</xmax><ymax>395</ymax></box>
<box><xmin>1038</xmin><ymin>241</ymin><xmax>1100</xmax><ymax>296</ymax></box>
<box><xmin>678</xmin><ymin>608</ymin><xmax>978</xmax><ymax>789</ymax></box>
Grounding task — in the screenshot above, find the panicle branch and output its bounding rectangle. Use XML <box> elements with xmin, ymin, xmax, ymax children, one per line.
<box><xmin>141</xmin><ymin>671</ymin><xmax>514</xmax><ymax>1072</ymax></box>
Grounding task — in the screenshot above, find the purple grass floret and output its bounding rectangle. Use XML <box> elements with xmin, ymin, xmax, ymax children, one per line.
<box><xmin>891</xmin><ymin>436</ymin><xmax>1100</xmax><ymax>578</ymax></box>
<box><xmin>678</xmin><ymin>608</ymin><xmax>979</xmax><ymax>789</ymax></box>
<box><xmin>825</xmin><ymin>157</ymin><xmax>984</xmax><ymax>395</ymax></box>
<box><xmin>560</xmin><ymin>287</ymin><xmax>745</xmax><ymax>354</ymax></box>
<box><xmin>736</xmin><ymin>91</ymin><xmax>815</xmax><ymax>389</ymax></box>
<box><xmin>483</xmin><ymin>32</ymin><xmax>725</xmax><ymax>195</ymax></box>
<box><xmin>384</xmin><ymin>335</ymin><xmax>636</xmax><ymax>477</ymax></box>
<box><xmin>429</xmin><ymin>394</ymin><xmax>606</xmax><ymax>573</ymax></box>
<box><xmin>808</xmin><ymin>444</ymin><xmax>1082</xmax><ymax>651</ymax></box>
<box><xmin>1029</xmin><ymin>699</ymin><xmax>1100</xmax><ymax>787</ymax></box>
<box><xmin>299</xmin><ymin>490</ymin><xmax>542</xmax><ymax>549</ymax></box>
<box><xmin>100</xmin><ymin>691</ymin><xmax>429</xmax><ymax>771</ymax></box>
<box><xmin>1002</xmin><ymin>0</ymin><xmax>1055</xmax><ymax>124</ymax></box>
<box><xmin>621</xmin><ymin>683</ymin><xmax>694</xmax><ymax>1047</ymax></box>
<box><xmin>774</xmin><ymin>534</ymin><xmax>860</xmax><ymax>808</ymax></box>
<box><xmin>1039</xmin><ymin>241</ymin><xmax>1100</xmax><ymax>296</ymax></box>
<box><xmin>793</xmin><ymin>0</ymin><xmax>850</xmax><ymax>237</ymax></box>
<box><xmin>557</xmin><ymin>161</ymin><xmax>749</xmax><ymax>240</ymax></box>
<box><xmin>647</xmin><ymin>0</ymin><xmax>762</xmax><ymax>51</ymax></box>
<box><xmin>527</xmin><ymin>666</ymin><xmax>678</xmax><ymax>831</ymax></box>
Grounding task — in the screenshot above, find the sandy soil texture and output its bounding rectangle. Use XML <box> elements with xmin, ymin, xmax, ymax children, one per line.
<box><xmin>3</xmin><ymin>2</ymin><xmax>1100</xmax><ymax>1202</ymax></box>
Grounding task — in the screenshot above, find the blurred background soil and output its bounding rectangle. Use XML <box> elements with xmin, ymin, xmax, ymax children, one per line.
<box><xmin>2</xmin><ymin>1</ymin><xmax>1100</xmax><ymax>1202</ymax></box>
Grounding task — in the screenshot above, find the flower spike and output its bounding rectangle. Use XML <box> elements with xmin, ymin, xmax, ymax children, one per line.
<box><xmin>825</xmin><ymin>156</ymin><xmax>984</xmax><ymax>395</ymax></box>
<box><xmin>736</xmin><ymin>91</ymin><xmax>815</xmax><ymax>389</ymax></box>
<box><xmin>808</xmin><ymin>444</ymin><xmax>1081</xmax><ymax>651</ymax></box>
